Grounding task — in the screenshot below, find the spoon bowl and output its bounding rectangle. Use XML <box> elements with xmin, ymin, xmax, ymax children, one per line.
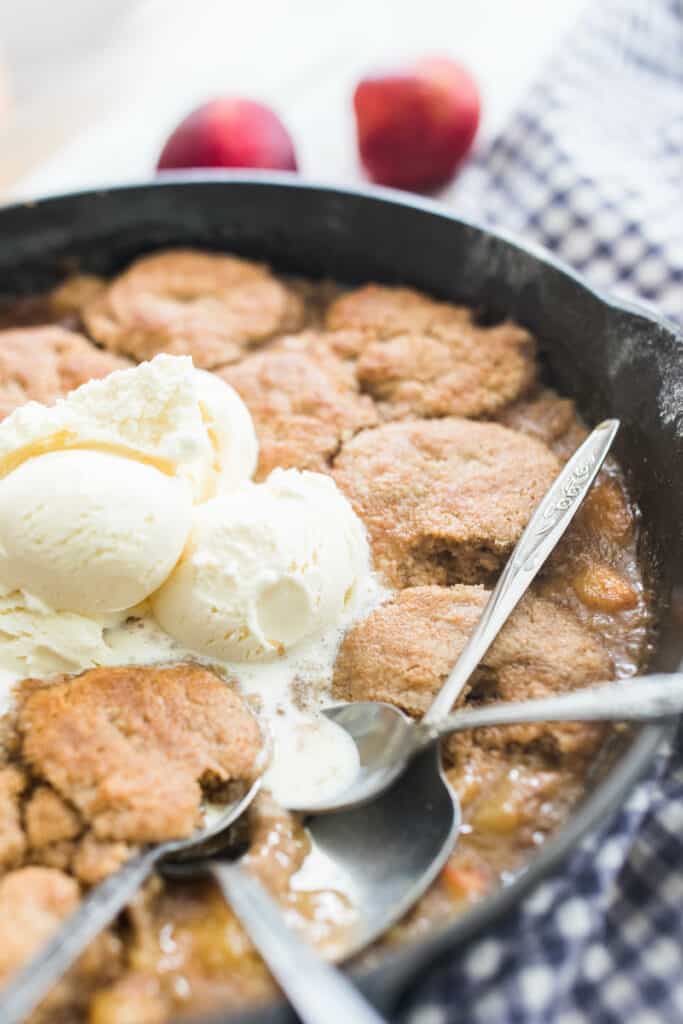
<box><xmin>307</xmin><ymin>743</ymin><xmax>459</xmax><ymax>958</ymax></box>
<box><xmin>163</xmin><ymin>742</ymin><xmax>459</xmax><ymax>1024</ymax></box>
<box><xmin>290</xmin><ymin>702</ymin><xmax>417</xmax><ymax>816</ymax></box>
<box><xmin>171</xmin><ymin>741</ymin><xmax>459</xmax><ymax>961</ymax></box>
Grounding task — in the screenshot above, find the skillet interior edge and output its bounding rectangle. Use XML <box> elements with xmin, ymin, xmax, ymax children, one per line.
<box><xmin>0</xmin><ymin>176</ymin><xmax>680</xmax><ymax>1023</ymax></box>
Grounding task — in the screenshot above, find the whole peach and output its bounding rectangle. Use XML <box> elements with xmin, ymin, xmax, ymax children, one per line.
<box><xmin>157</xmin><ymin>98</ymin><xmax>297</xmax><ymax>172</ymax></box>
<box><xmin>354</xmin><ymin>56</ymin><xmax>480</xmax><ymax>191</ymax></box>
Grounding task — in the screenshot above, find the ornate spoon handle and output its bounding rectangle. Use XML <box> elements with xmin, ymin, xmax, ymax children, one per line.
<box><xmin>424</xmin><ymin>419</ymin><xmax>619</xmax><ymax>723</ymax></box>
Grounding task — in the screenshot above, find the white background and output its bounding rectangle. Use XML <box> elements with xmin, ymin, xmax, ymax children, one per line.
<box><xmin>0</xmin><ymin>0</ymin><xmax>585</xmax><ymax>200</ymax></box>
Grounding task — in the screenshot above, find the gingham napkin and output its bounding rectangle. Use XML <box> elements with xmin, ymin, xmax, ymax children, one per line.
<box><xmin>401</xmin><ymin>2</ymin><xmax>683</xmax><ymax>1021</ymax></box>
<box><xmin>402</xmin><ymin>737</ymin><xmax>682</xmax><ymax>1024</ymax></box>
<box><xmin>451</xmin><ymin>0</ymin><xmax>682</xmax><ymax>326</ymax></box>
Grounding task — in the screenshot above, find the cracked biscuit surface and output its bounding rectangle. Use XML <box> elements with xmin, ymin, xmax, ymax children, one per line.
<box><xmin>220</xmin><ymin>335</ymin><xmax>378</xmax><ymax>479</ymax></box>
<box><xmin>325</xmin><ymin>283</ymin><xmax>473</xmax><ymax>337</ymax></box>
<box><xmin>332</xmin><ymin>417</ymin><xmax>560</xmax><ymax>587</ymax></box>
<box><xmin>326</xmin><ymin>284</ymin><xmax>536</xmax><ymax>419</ymax></box>
<box><xmin>83</xmin><ymin>249</ymin><xmax>305</xmax><ymax>369</ymax></box>
<box><xmin>356</xmin><ymin>322</ymin><xmax>536</xmax><ymax>420</ymax></box>
<box><xmin>17</xmin><ymin>664</ymin><xmax>262</xmax><ymax>843</ymax></box>
<box><xmin>0</xmin><ymin>326</ymin><xmax>129</xmax><ymax>420</ymax></box>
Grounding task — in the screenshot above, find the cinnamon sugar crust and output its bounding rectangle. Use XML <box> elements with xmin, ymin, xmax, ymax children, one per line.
<box><xmin>83</xmin><ymin>249</ymin><xmax>305</xmax><ymax>369</ymax></box>
<box><xmin>326</xmin><ymin>285</ymin><xmax>536</xmax><ymax>420</ymax></box>
<box><xmin>0</xmin><ymin>326</ymin><xmax>129</xmax><ymax>421</ymax></box>
<box><xmin>220</xmin><ymin>337</ymin><xmax>377</xmax><ymax>478</ymax></box>
<box><xmin>17</xmin><ymin>664</ymin><xmax>263</xmax><ymax>843</ymax></box>
<box><xmin>332</xmin><ymin>417</ymin><xmax>560</xmax><ymax>587</ymax></box>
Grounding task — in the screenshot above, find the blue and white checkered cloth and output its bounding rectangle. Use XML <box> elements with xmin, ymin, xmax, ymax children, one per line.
<box><xmin>402</xmin><ymin>2</ymin><xmax>683</xmax><ymax>1021</ymax></box>
<box><xmin>451</xmin><ymin>0</ymin><xmax>682</xmax><ymax>326</ymax></box>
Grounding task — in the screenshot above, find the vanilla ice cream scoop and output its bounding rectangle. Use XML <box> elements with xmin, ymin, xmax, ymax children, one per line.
<box><xmin>0</xmin><ymin>450</ymin><xmax>193</xmax><ymax>615</ymax></box>
<box><xmin>0</xmin><ymin>585</ymin><xmax>118</xmax><ymax>696</ymax></box>
<box><xmin>152</xmin><ymin>469</ymin><xmax>370</xmax><ymax>660</ymax></box>
<box><xmin>0</xmin><ymin>355</ymin><xmax>258</xmax><ymax>502</ymax></box>
<box><xmin>194</xmin><ymin>370</ymin><xmax>258</xmax><ymax>498</ymax></box>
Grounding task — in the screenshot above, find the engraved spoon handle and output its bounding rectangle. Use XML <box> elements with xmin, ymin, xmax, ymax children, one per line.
<box><xmin>419</xmin><ymin>674</ymin><xmax>683</xmax><ymax>745</ymax></box>
<box><xmin>211</xmin><ymin>862</ymin><xmax>388</xmax><ymax>1024</ymax></box>
<box><xmin>424</xmin><ymin>419</ymin><xmax>620</xmax><ymax>724</ymax></box>
<box><xmin>0</xmin><ymin>846</ymin><xmax>159</xmax><ymax>1024</ymax></box>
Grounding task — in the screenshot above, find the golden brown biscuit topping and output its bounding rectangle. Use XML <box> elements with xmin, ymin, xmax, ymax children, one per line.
<box><xmin>334</xmin><ymin>584</ymin><xmax>610</xmax><ymax>764</ymax></box>
<box><xmin>17</xmin><ymin>664</ymin><xmax>262</xmax><ymax>843</ymax></box>
<box><xmin>333</xmin><ymin>417</ymin><xmax>560</xmax><ymax>587</ymax></box>
<box><xmin>0</xmin><ymin>326</ymin><xmax>129</xmax><ymax>421</ymax></box>
<box><xmin>326</xmin><ymin>285</ymin><xmax>536</xmax><ymax>420</ymax></box>
<box><xmin>83</xmin><ymin>249</ymin><xmax>305</xmax><ymax>369</ymax></box>
<box><xmin>220</xmin><ymin>339</ymin><xmax>377</xmax><ymax>478</ymax></box>
<box><xmin>325</xmin><ymin>283</ymin><xmax>472</xmax><ymax>336</ymax></box>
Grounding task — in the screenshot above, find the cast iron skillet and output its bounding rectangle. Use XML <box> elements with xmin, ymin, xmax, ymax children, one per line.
<box><xmin>0</xmin><ymin>175</ymin><xmax>681</xmax><ymax>1023</ymax></box>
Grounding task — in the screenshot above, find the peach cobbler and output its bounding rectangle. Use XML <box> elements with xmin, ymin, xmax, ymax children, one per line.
<box><xmin>0</xmin><ymin>251</ymin><xmax>651</xmax><ymax>1023</ymax></box>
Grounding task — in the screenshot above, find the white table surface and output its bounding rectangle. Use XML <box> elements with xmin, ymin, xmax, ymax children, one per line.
<box><xmin>1</xmin><ymin>0</ymin><xmax>586</xmax><ymax>202</ymax></box>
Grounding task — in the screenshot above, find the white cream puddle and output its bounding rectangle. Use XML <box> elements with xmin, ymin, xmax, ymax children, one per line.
<box><xmin>263</xmin><ymin>712</ymin><xmax>360</xmax><ymax>807</ymax></box>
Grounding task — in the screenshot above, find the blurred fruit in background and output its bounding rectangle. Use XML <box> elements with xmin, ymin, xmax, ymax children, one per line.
<box><xmin>353</xmin><ymin>55</ymin><xmax>480</xmax><ymax>191</ymax></box>
<box><xmin>157</xmin><ymin>98</ymin><xmax>297</xmax><ymax>172</ymax></box>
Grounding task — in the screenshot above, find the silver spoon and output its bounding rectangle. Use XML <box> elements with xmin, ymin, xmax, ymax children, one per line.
<box><xmin>166</xmin><ymin>743</ymin><xmax>460</xmax><ymax>1023</ymax></box>
<box><xmin>163</xmin><ymin>742</ymin><xmax>460</xmax><ymax>1020</ymax></box>
<box><xmin>288</xmin><ymin>418</ymin><xmax>620</xmax><ymax>815</ymax></box>
<box><xmin>6</xmin><ymin>665</ymin><xmax>680</xmax><ymax>1024</ymax></box>
<box><xmin>170</xmin><ymin>669</ymin><xmax>683</xmax><ymax>1024</ymax></box>
<box><xmin>321</xmin><ymin>671</ymin><xmax>683</xmax><ymax>817</ymax></box>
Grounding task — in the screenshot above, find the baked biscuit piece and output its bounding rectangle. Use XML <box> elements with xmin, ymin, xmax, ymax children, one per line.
<box><xmin>83</xmin><ymin>249</ymin><xmax>305</xmax><ymax>369</ymax></box>
<box><xmin>333</xmin><ymin>585</ymin><xmax>610</xmax><ymax>763</ymax></box>
<box><xmin>326</xmin><ymin>284</ymin><xmax>536</xmax><ymax>420</ymax></box>
<box><xmin>498</xmin><ymin>387</ymin><xmax>589</xmax><ymax>461</ymax></box>
<box><xmin>25</xmin><ymin>786</ymin><xmax>81</xmax><ymax>848</ymax></box>
<box><xmin>0</xmin><ymin>326</ymin><xmax>129</xmax><ymax>420</ymax></box>
<box><xmin>332</xmin><ymin>418</ymin><xmax>560</xmax><ymax>587</ymax></box>
<box><xmin>50</xmin><ymin>274</ymin><xmax>107</xmax><ymax>321</ymax></box>
<box><xmin>220</xmin><ymin>339</ymin><xmax>378</xmax><ymax>479</ymax></box>
<box><xmin>72</xmin><ymin>834</ymin><xmax>132</xmax><ymax>885</ymax></box>
<box><xmin>0</xmin><ymin>765</ymin><xmax>26</xmax><ymax>868</ymax></box>
<box><xmin>0</xmin><ymin>867</ymin><xmax>79</xmax><ymax>983</ymax></box>
<box><xmin>356</xmin><ymin>321</ymin><xmax>536</xmax><ymax>420</ymax></box>
<box><xmin>325</xmin><ymin>284</ymin><xmax>472</xmax><ymax>337</ymax></box>
<box><xmin>17</xmin><ymin>665</ymin><xmax>263</xmax><ymax>843</ymax></box>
